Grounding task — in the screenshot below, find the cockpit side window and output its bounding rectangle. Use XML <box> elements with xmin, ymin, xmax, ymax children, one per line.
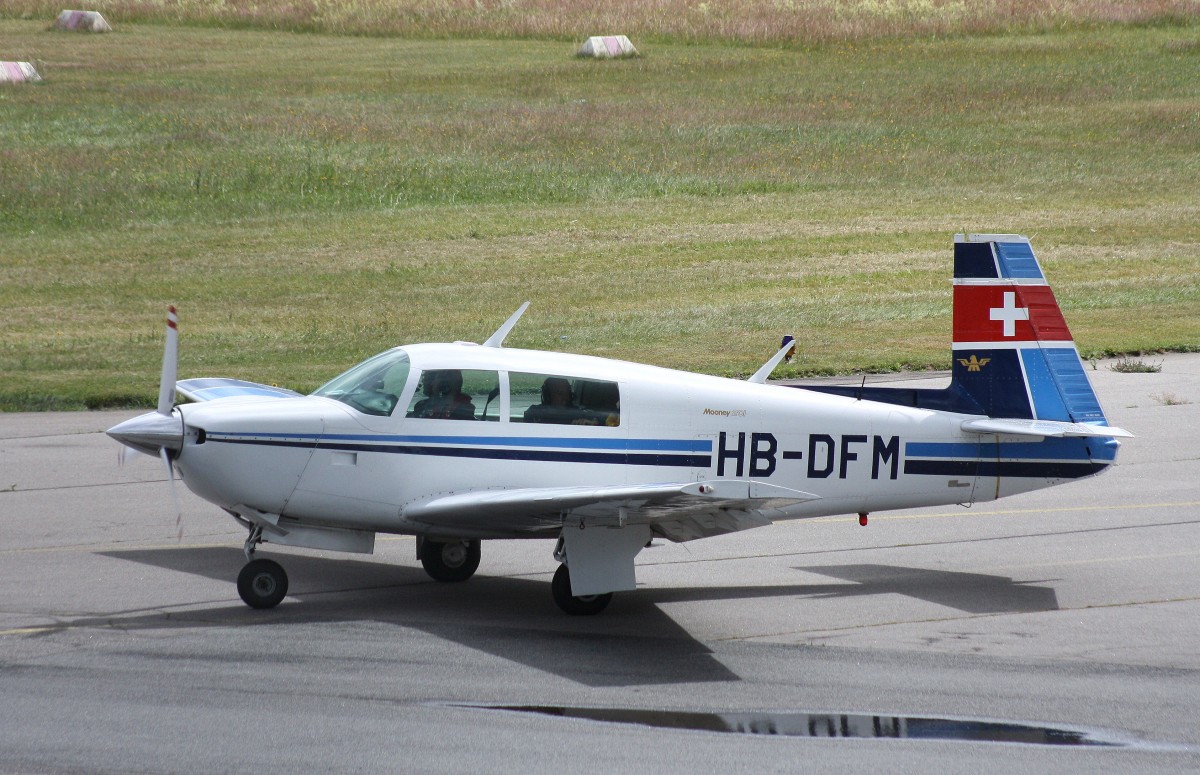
<box><xmin>406</xmin><ymin>369</ymin><xmax>500</xmax><ymax>421</ymax></box>
<box><xmin>311</xmin><ymin>349</ymin><xmax>411</xmax><ymax>417</ymax></box>
<box><xmin>510</xmin><ymin>372</ymin><xmax>620</xmax><ymax>427</ymax></box>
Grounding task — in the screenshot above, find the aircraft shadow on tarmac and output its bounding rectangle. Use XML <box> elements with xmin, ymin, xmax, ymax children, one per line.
<box><xmin>98</xmin><ymin>546</ymin><xmax>737</xmax><ymax>687</ymax></box>
<box><xmin>794</xmin><ymin>564</ymin><xmax>1060</xmax><ymax>615</ymax></box>
<box><xmin>93</xmin><ymin>548</ymin><xmax>1056</xmax><ymax>687</ymax></box>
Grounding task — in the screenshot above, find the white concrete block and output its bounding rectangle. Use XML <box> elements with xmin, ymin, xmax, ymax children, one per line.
<box><xmin>53</xmin><ymin>10</ymin><xmax>112</xmax><ymax>32</ymax></box>
<box><xmin>578</xmin><ymin>35</ymin><xmax>639</xmax><ymax>59</ymax></box>
<box><xmin>0</xmin><ymin>62</ymin><xmax>42</xmax><ymax>84</ymax></box>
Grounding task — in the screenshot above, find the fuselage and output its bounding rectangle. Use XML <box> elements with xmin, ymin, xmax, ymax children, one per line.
<box><xmin>172</xmin><ymin>342</ymin><xmax>1117</xmax><ymax>540</ymax></box>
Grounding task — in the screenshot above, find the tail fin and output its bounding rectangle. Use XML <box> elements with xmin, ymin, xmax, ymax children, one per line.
<box><xmin>796</xmin><ymin>233</ymin><xmax>1128</xmax><ymax>439</ymax></box>
<box><xmin>950</xmin><ymin>234</ymin><xmax>1111</xmax><ymax>426</ymax></box>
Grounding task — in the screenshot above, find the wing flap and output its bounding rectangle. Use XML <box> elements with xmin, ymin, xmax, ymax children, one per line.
<box><xmin>961</xmin><ymin>417</ymin><xmax>1133</xmax><ymax>438</ymax></box>
<box><xmin>403</xmin><ymin>480</ymin><xmax>821</xmax><ymax>541</ymax></box>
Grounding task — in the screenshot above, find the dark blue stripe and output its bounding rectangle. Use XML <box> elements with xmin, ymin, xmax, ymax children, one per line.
<box><xmin>950</xmin><ymin>348</ymin><xmax>1033</xmax><ymax>419</ymax></box>
<box><xmin>905</xmin><ymin>459</ymin><xmax>1107</xmax><ymax>479</ymax></box>
<box><xmin>954</xmin><ymin>240</ymin><xmax>998</xmax><ymax>279</ymax></box>
<box><xmin>906</xmin><ymin>438</ymin><xmax>1094</xmax><ymax>461</ymax></box>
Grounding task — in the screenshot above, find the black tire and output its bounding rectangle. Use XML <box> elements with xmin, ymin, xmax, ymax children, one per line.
<box><xmin>420</xmin><ymin>539</ymin><xmax>481</xmax><ymax>582</ymax></box>
<box><xmin>551</xmin><ymin>563</ymin><xmax>612</xmax><ymax>616</ymax></box>
<box><xmin>237</xmin><ymin>558</ymin><xmax>288</xmax><ymax>609</ymax></box>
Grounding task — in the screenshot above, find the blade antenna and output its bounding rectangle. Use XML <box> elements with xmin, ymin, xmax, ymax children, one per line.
<box><xmin>483</xmin><ymin>302</ymin><xmax>530</xmax><ymax>348</ymax></box>
<box><xmin>748</xmin><ymin>340</ymin><xmax>796</xmax><ymax>384</ymax></box>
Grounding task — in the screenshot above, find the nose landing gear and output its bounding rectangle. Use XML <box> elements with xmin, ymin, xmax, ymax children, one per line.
<box><xmin>236</xmin><ymin>524</ymin><xmax>288</xmax><ymax>609</ymax></box>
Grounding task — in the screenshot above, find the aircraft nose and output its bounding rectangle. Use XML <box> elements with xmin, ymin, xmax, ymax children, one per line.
<box><xmin>107</xmin><ymin>410</ymin><xmax>184</xmax><ymax>457</ymax></box>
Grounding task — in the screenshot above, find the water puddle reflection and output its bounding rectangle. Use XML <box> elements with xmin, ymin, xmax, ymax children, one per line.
<box><xmin>470</xmin><ymin>705</ymin><xmax>1128</xmax><ymax>747</ymax></box>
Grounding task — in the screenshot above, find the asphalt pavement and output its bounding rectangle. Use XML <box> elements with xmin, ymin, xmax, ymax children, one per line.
<box><xmin>1</xmin><ymin>354</ymin><xmax>1198</xmax><ymax>773</ymax></box>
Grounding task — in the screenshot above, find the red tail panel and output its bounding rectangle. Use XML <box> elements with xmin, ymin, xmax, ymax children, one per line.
<box><xmin>952</xmin><ymin>285</ymin><xmax>1072</xmax><ymax>345</ymax></box>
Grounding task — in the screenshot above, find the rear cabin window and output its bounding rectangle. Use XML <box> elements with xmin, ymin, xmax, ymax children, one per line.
<box><xmin>509</xmin><ymin>373</ymin><xmax>620</xmax><ymax>427</ymax></box>
<box><xmin>406</xmin><ymin>369</ymin><xmax>501</xmax><ymax>421</ymax></box>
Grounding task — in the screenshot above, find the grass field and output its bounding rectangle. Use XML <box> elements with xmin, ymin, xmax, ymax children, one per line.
<box><xmin>5</xmin><ymin>0</ymin><xmax>1199</xmax><ymax>43</ymax></box>
<box><xmin>1</xmin><ymin>12</ymin><xmax>1198</xmax><ymax>410</ymax></box>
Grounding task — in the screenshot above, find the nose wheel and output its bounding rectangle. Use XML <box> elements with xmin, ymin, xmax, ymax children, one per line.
<box><xmin>237</xmin><ymin>558</ymin><xmax>289</xmax><ymax>609</ymax></box>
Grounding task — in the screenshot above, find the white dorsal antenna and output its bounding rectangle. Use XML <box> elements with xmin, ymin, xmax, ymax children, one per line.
<box><xmin>748</xmin><ymin>340</ymin><xmax>796</xmax><ymax>384</ymax></box>
<box><xmin>483</xmin><ymin>302</ymin><xmax>530</xmax><ymax>348</ymax></box>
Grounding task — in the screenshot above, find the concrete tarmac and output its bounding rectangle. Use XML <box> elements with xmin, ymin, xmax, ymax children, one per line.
<box><xmin>1</xmin><ymin>355</ymin><xmax>1198</xmax><ymax>773</ymax></box>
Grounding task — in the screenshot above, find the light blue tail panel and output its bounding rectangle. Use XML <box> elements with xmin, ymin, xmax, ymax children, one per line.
<box><xmin>1019</xmin><ymin>348</ymin><xmax>1106</xmax><ymax>424</ymax></box>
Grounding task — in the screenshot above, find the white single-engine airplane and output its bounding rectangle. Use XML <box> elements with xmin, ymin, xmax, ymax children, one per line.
<box><xmin>109</xmin><ymin>234</ymin><xmax>1131</xmax><ymax>614</ymax></box>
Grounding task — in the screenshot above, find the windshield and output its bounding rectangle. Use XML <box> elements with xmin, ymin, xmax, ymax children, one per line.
<box><xmin>311</xmin><ymin>349</ymin><xmax>411</xmax><ymax>417</ymax></box>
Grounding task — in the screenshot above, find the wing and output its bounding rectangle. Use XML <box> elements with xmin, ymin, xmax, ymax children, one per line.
<box><xmin>402</xmin><ymin>480</ymin><xmax>822</xmax><ymax>543</ymax></box>
<box><xmin>176</xmin><ymin>378</ymin><xmax>303</xmax><ymax>402</ymax></box>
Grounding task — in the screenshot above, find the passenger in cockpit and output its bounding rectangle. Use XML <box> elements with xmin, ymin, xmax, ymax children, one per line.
<box><xmin>523</xmin><ymin>377</ymin><xmax>580</xmax><ymax>425</ymax></box>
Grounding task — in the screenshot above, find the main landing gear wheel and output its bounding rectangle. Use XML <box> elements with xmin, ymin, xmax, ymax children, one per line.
<box><xmin>237</xmin><ymin>558</ymin><xmax>289</xmax><ymax>609</ymax></box>
<box><xmin>419</xmin><ymin>538</ymin><xmax>481</xmax><ymax>583</ymax></box>
<box><xmin>551</xmin><ymin>563</ymin><xmax>612</xmax><ymax>616</ymax></box>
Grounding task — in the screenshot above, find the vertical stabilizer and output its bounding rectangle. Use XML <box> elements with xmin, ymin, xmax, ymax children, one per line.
<box><xmin>951</xmin><ymin>234</ymin><xmax>1108</xmax><ymax>425</ymax></box>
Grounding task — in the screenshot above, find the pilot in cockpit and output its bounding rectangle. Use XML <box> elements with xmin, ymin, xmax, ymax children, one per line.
<box><xmin>408</xmin><ymin>370</ymin><xmax>476</xmax><ymax>420</ymax></box>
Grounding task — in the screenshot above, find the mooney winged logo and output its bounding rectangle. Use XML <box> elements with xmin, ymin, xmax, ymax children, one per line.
<box><xmin>957</xmin><ymin>355</ymin><xmax>991</xmax><ymax>372</ymax></box>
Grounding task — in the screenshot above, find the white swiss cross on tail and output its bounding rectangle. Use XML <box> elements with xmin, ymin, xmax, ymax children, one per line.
<box><xmin>989</xmin><ymin>291</ymin><xmax>1029</xmax><ymax>337</ymax></box>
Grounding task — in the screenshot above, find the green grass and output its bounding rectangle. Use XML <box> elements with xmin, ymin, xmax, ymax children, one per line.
<box><xmin>5</xmin><ymin>0</ymin><xmax>1198</xmax><ymax>43</ymax></box>
<box><xmin>1</xmin><ymin>20</ymin><xmax>1198</xmax><ymax>410</ymax></box>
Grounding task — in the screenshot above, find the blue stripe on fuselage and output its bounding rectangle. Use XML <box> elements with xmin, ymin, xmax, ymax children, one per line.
<box><xmin>207</xmin><ymin>436</ymin><xmax>709</xmax><ymax>467</ymax></box>
<box><xmin>205</xmin><ymin>431</ymin><xmax>710</xmax><ymax>453</ymax></box>
<box><xmin>904</xmin><ymin>435</ymin><xmax>1117</xmax><ymax>479</ymax></box>
<box><xmin>204</xmin><ymin>432</ymin><xmax>712</xmax><ymax>467</ymax></box>
<box><xmin>907</xmin><ymin>436</ymin><xmax>1117</xmax><ymax>463</ymax></box>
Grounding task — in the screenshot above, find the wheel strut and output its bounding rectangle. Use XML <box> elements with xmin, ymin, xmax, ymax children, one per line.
<box><xmin>243</xmin><ymin>524</ymin><xmax>263</xmax><ymax>560</ymax></box>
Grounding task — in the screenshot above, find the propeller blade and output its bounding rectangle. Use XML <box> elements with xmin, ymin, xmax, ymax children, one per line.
<box><xmin>110</xmin><ymin>305</ymin><xmax>186</xmax><ymax>540</ymax></box>
<box><xmin>160</xmin><ymin>446</ymin><xmax>183</xmax><ymax>541</ymax></box>
<box><xmin>118</xmin><ymin>444</ymin><xmax>154</xmax><ymax>467</ymax></box>
<box><xmin>157</xmin><ymin>306</ymin><xmax>178</xmax><ymax>417</ymax></box>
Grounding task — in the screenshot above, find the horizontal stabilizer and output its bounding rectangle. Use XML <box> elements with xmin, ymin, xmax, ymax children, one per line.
<box><xmin>176</xmin><ymin>378</ymin><xmax>303</xmax><ymax>402</ymax></box>
<box><xmin>961</xmin><ymin>418</ymin><xmax>1133</xmax><ymax>439</ymax></box>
